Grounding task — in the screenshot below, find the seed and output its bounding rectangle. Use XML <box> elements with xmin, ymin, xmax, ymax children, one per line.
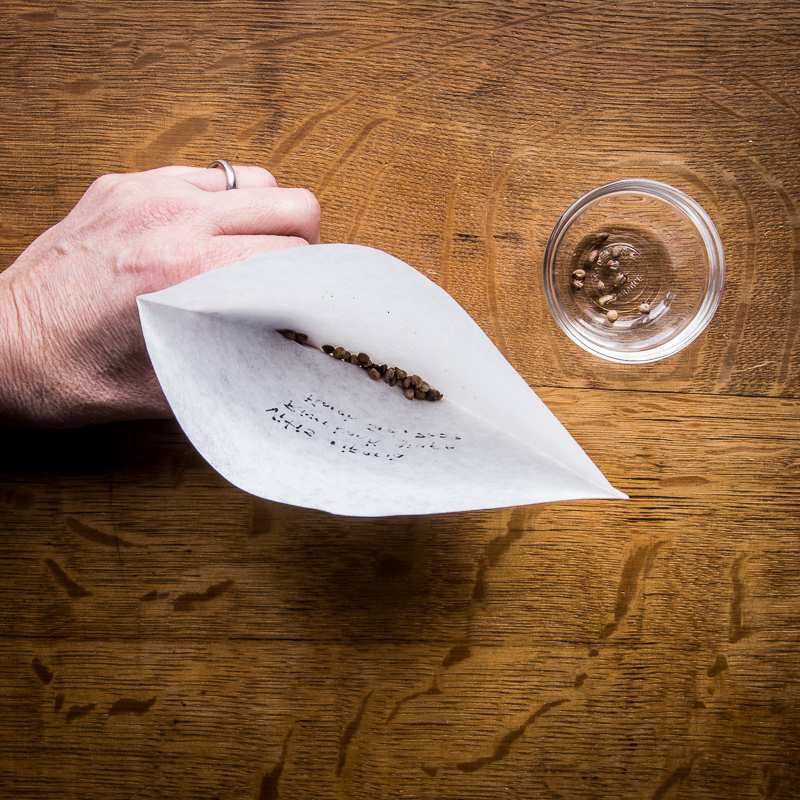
<box><xmin>597</xmin><ymin>280</ymin><xmax>606</xmax><ymax>292</ymax></box>
<box><xmin>588</xmin><ymin>249</ymin><xmax>599</xmax><ymax>264</ymax></box>
<box><xmin>599</xmin><ymin>294</ymin><xmax>615</xmax><ymax>306</ymax></box>
<box><xmin>279</xmin><ymin>329</ymin><xmax>296</xmax><ymax>340</ymax></box>
<box><xmin>310</xmin><ymin>342</ymin><xmax>442</xmax><ymax>407</ymax></box>
<box><xmin>611</xmin><ymin>246</ymin><xmax>622</xmax><ymax>258</ymax></box>
<box><xmin>612</xmin><ymin>273</ymin><xmax>627</xmax><ymax>287</ymax></box>
<box><xmin>572</xmin><ymin>279</ymin><xmax>584</xmax><ymax>289</ymax></box>
<box><xmin>594</xmin><ymin>232</ymin><xmax>609</xmax><ymax>243</ymax></box>
<box><xmin>639</xmin><ymin>303</ymin><xmax>651</xmax><ymax>314</ymax></box>
<box><xmin>572</xmin><ymin>268</ymin><xmax>586</xmax><ymax>280</ymax></box>
<box><xmin>608</xmin><ymin>259</ymin><xmax>620</xmax><ymax>270</ymax></box>
<box><xmin>607</xmin><ymin>309</ymin><xmax>619</xmax><ymax>322</ymax></box>
<box><xmin>295</xmin><ymin>333</ymin><xmax>309</xmax><ymax>345</ymax></box>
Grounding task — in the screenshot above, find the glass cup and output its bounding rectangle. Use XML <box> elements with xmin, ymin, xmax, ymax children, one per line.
<box><xmin>543</xmin><ymin>179</ymin><xmax>724</xmax><ymax>363</ymax></box>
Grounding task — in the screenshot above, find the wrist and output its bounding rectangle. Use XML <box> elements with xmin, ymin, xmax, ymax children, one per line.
<box><xmin>0</xmin><ymin>271</ymin><xmax>38</xmax><ymax>426</ymax></box>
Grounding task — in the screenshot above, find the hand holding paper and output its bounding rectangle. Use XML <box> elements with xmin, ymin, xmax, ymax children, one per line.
<box><xmin>0</xmin><ymin>165</ymin><xmax>318</xmax><ymax>427</ymax></box>
<box><xmin>137</xmin><ymin>244</ymin><xmax>626</xmax><ymax>516</ymax></box>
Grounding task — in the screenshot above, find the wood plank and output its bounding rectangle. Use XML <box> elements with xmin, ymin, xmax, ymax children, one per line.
<box><xmin>1</xmin><ymin>1</ymin><xmax>800</xmax><ymax>798</ymax></box>
<box><xmin>2</xmin><ymin>390</ymin><xmax>799</xmax><ymax>796</ymax></box>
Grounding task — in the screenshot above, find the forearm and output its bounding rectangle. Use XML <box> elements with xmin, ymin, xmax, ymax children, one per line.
<box><xmin>0</xmin><ymin>271</ymin><xmax>34</xmax><ymax>426</ymax></box>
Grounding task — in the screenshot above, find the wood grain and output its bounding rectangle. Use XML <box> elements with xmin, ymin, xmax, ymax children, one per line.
<box><xmin>1</xmin><ymin>1</ymin><xmax>799</xmax><ymax>798</ymax></box>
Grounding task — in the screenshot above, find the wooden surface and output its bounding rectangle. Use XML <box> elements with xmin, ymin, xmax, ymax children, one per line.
<box><xmin>1</xmin><ymin>1</ymin><xmax>799</xmax><ymax>797</ymax></box>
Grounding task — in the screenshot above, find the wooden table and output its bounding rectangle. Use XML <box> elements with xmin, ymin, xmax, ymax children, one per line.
<box><xmin>2</xmin><ymin>2</ymin><xmax>799</xmax><ymax>797</ymax></box>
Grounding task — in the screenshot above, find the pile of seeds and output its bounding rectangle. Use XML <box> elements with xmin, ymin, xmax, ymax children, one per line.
<box><xmin>278</xmin><ymin>330</ymin><xmax>443</xmax><ymax>401</ymax></box>
<box><xmin>571</xmin><ymin>232</ymin><xmax>652</xmax><ymax>323</ymax></box>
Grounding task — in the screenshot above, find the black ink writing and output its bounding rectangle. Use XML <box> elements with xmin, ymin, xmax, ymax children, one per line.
<box><xmin>265</xmin><ymin>394</ymin><xmax>461</xmax><ymax>461</ymax></box>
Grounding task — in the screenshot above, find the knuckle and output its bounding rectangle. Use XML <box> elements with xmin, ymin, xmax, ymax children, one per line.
<box><xmin>86</xmin><ymin>175</ymin><xmax>199</xmax><ymax>233</ymax></box>
<box><xmin>81</xmin><ymin>172</ymin><xmax>126</xmax><ymax>204</ymax></box>
<box><xmin>289</xmin><ymin>187</ymin><xmax>321</xmax><ymax>225</ymax></box>
<box><xmin>282</xmin><ymin>236</ymin><xmax>313</xmax><ymax>248</ymax></box>
<box><xmin>89</xmin><ymin>172</ymin><xmax>122</xmax><ymax>191</ymax></box>
<box><xmin>91</xmin><ymin>173</ymin><xmax>148</xmax><ymax>211</ymax></box>
<box><xmin>253</xmin><ymin>166</ymin><xmax>278</xmax><ymax>187</ymax></box>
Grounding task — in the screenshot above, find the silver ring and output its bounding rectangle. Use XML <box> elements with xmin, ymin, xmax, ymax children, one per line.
<box><xmin>207</xmin><ymin>159</ymin><xmax>236</xmax><ymax>190</ymax></box>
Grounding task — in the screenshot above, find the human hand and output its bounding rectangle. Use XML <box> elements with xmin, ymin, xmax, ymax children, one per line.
<box><xmin>0</xmin><ymin>164</ymin><xmax>320</xmax><ymax>428</ymax></box>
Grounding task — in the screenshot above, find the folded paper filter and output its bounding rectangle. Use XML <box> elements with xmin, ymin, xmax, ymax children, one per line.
<box><xmin>137</xmin><ymin>244</ymin><xmax>626</xmax><ymax>517</ymax></box>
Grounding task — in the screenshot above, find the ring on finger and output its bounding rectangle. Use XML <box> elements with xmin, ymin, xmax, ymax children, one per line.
<box><xmin>207</xmin><ymin>159</ymin><xmax>236</xmax><ymax>190</ymax></box>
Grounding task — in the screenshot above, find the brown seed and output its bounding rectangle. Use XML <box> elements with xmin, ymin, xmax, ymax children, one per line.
<box><xmin>594</xmin><ymin>232</ymin><xmax>609</xmax><ymax>243</ymax></box>
<box><xmin>599</xmin><ymin>294</ymin><xmax>615</xmax><ymax>306</ymax></box>
<box><xmin>639</xmin><ymin>303</ymin><xmax>651</xmax><ymax>314</ymax></box>
<box><xmin>612</xmin><ymin>273</ymin><xmax>627</xmax><ymax>287</ymax></box>
<box><xmin>572</xmin><ymin>280</ymin><xmax>584</xmax><ymax>290</ymax></box>
<box><xmin>279</xmin><ymin>330</ymin><xmax>296</xmax><ymax>340</ymax></box>
<box><xmin>608</xmin><ymin>259</ymin><xmax>620</xmax><ymax>270</ymax></box>
<box><xmin>597</xmin><ymin>280</ymin><xmax>606</xmax><ymax>292</ymax></box>
<box><xmin>607</xmin><ymin>309</ymin><xmax>619</xmax><ymax>322</ymax></box>
<box><xmin>317</xmin><ymin>344</ymin><xmax>442</xmax><ymax>406</ymax></box>
<box><xmin>572</xmin><ymin>268</ymin><xmax>586</xmax><ymax>280</ymax></box>
<box><xmin>611</xmin><ymin>246</ymin><xmax>622</xmax><ymax>258</ymax></box>
<box><xmin>588</xmin><ymin>249</ymin><xmax>599</xmax><ymax>264</ymax></box>
<box><xmin>295</xmin><ymin>333</ymin><xmax>309</xmax><ymax>345</ymax></box>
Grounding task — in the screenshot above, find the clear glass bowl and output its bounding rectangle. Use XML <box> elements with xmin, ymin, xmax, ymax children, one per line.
<box><xmin>543</xmin><ymin>179</ymin><xmax>724</xmax><ymax>363</ymax></box>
